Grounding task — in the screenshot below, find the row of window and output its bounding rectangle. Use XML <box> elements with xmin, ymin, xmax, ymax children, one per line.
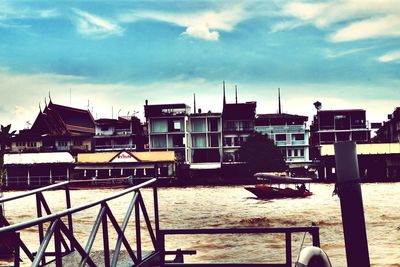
<box><xmin>280</xmin><ymin>148</ymin><xmax>305</xmax><ymax>158</ymax></box>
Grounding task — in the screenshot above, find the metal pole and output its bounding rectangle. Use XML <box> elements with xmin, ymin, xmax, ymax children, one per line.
<box><xmin>334</xmin><ymin>141</ymin><xmax>370</xmax><ymax>267</ymax></box>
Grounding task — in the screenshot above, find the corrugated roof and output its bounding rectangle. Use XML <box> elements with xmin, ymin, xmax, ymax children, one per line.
<box><xmin>321</xmin><ymin>143</ymin><xmax>400</xmax><ymax>156</ymax></box>
<box><xmin>77</xmin><ymin>151</ymin><xmax>175</xmax><ymax>163</ymax></box>
<box><xmin>5</xmin><ymin>152</ymin><xmax>75</xmax><ymax>165</ymax></box>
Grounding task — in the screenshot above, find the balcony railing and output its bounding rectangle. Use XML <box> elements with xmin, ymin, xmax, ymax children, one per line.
<box><xmin>95</xmin><ymin>144</ymin><xmax>136</xmax><ymax>151</ymax></box>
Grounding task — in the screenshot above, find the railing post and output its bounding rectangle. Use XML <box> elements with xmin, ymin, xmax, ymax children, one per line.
<box><xmin>14</xmin><ymin>232</ymin><xmax>20</xmax><ymax>267</ymax></box>
<box><xmin>35</xmin><ymin>193</ymin><xmax>45</xmax><ymax>265</ymax></box>
<box><xmin>285</xmin><ymin>232</ymin><xmax>291</xmax><ymax>267</ymax></box>
<box><xmin>65</xmin><ymin>183</ymin><xmax>74</xmax><ymax>252</ymax></box>
<box><xmin>334</xmin><ymin>141</ymin><xmax>370</xmax><ymax>267</ymax></box>
<box><xmin>102</xmin><ymin>204</ymin><xmax>110</xmax><ymax>267</ymax></box>
<box><xmin>54</xmin><ymin>220</ymin><xmax>63</xmax><ymax>267</ymax></box>
<box><xmin>311</xmin><ymin>224</ymin><xmax>320</xmax><ymax>247</ymax></box>
<box><xmin>159</xmin><ymin>232</ymin><xmax>165</xmax><ymax>267</ymax></box>
<box><xmin>153</xmin><ymin>163</ymin><xmax>160</xmax><ymax>248</ymax></box>
<box><xmin>135</xmin><ymin>200</ymin><xmax>142</xmax><ymax>262</ymax></box>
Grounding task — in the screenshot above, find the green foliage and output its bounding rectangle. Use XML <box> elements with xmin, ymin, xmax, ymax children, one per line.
<box><xmin>238</xmin><ymin>133</ymin><xmax>286</xmax><ymax>174</ymax></box>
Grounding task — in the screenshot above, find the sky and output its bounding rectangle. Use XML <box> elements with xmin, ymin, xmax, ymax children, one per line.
<box><xmin>0</xmin><ymin>0</ymin><xmax>399</xmax><ymax>131</ymax></box>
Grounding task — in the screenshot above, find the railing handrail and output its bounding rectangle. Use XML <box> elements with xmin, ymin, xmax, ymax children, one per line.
<box><xmin>0</xmin><ymin>178</ymin><xmax>156</xmax><ymax>234</ymax></box>
<box><xmin>0</xmin><ymin>181</ymin><xmax>69</xmax><ymax>204</ymax></box>
<box><xmin>160</xmin><ymin>226</ymin><xmax>319</xmax><ymax>235</ymax></box>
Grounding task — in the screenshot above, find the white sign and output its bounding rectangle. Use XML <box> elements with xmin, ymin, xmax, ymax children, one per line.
<box><xmin>111</xmin><ymin>151</ymin><xmax>138</xmax><ymax>163</ymax></box>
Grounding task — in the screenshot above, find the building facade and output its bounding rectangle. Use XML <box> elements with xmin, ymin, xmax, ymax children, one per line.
<box><xmin>187</xmin><ymin>112</ymin><xmax>223</xmax><ymax>168</ymax></box>
<box><xmin>144</xmin><ymin>102</ymin><xmax>190</xmax><ymax>162</ymax></box>
<box><xmin>310</xmin><ymin>108</ymin><xmax>370</xmax><ymax>161</ymax></box>
<box><xmin>222</xmin><ymin>102</ymin><xmax>257</xmax><ymax>164</ymax></box>
<box><xmin>374</xmin><ymin>107</ymin><xmax>400</xmax><ymax>143</ymax></box>
<box><xmin>94</xmin><ymin>116</ymin><xmax>145</xmax><ymax>152</ymax></box>
<box><xmin>11</xmin><ymin>100</ymin><xmax>95</xmax><ymax>154</ymax></box>
<box><xmin>255</xmin><ymin>113</ymin><xmax>311</xmax><ymax>170</ymax></box>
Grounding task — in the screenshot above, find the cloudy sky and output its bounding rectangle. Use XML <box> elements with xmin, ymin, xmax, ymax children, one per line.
<box><xmin>0</xmin><ymin>0</ymin><xmax>399</xmax><ymax>130</ymax></box>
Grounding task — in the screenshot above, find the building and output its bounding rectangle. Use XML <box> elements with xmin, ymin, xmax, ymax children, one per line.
<box><xmin>75</xmin><ymin>150</ymin><xmax>175</xmax><ymax>180</ymax></box>
<box><xmin>255</xmin><ymin>113</ymin><xmax>311</xmax><ymax>171</ymax></box>
<box><xmin>374</xmin><ymin>107</ymin><xmax>400</xmax><ymax>143</ymax></box>
<box><xmin>222</xmin><ymin>101</ymin><xmax>257</xmax><ymax>164</ymax></box>
<box><xmin>11</xmin><ymin>100</ymin><xmax>95</xmax><ymax>154</ymax></box>
<box><xmin>94</xmin><ymin>116</ymin><xmax>146</xmax><ymax>152</ymax></box>
<box><xmin>320</xmin><ymin>143</ymin><xmax>400</xmax><ymax>181</ymax></box>
<box><xmin>310</xmin><ymin>104</ymin><xmax>370</xmax><ymax>161</ymax></box>
<box><xmin>3</xmin><ymin>152</ymin><xmax>75</xmax><ymax>188</ymax></box>
<box><xmin>144</xmin><ymin>102</ymin><xmax>190</xmax><ymax>162</ymax></box>
<box><xmin>188</xmin><ymin>111</ymin><xmax>223</xmax><ymax>169</ymax></box>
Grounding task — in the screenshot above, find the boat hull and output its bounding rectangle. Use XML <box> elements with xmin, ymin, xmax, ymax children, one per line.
<box><xmin>245</xmin><ymin>185</ymin><xmax>313</xmax><ymax>199</ymax></box>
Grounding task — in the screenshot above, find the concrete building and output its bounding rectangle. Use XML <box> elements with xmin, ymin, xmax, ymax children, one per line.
<box><xmin>374</xmin><ymin>107</ymin><xmax>400</xmax><ymax>143</ymax></box>
<box><xmin>255</xmin><ymin>113</ymin><xmax>311</xmax><ymax>171</ymax></box>
<box><xmin>188</xmin><ymin>112</ymin><xmax>223</xmax><ymax>169</ymax></box>
<box><xmin>310</xmin><ymin>104</ymin><xmax>370</xmax><ymax>162</ymax></box>
<box><xmin>144</xmin><ymin>102</ymin><xmax>190</xmax><ymax>162</ymax></box>
<box><xmin>94</xmin><ymin>116</ymin><xmax>145</xmax><ymax>152</ymax></box>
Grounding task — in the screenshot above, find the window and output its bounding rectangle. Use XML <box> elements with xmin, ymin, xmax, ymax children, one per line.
<box><xmin>173</xmin><ymin>120</ymin><xmax>181</xmax><ymax>130</ymax></box>
<box><xmin>73</xmin><ymin>140</ymin><xmax>83</xmax><ymax>146</ymax></box>
<box><xmin>293</xmin><ymin>134</ymin><xmax>304</xmax><ymax>141</ymax></box>
<box><xmin>276</xmin><ymin>134</ymin><xmax>286</xmax><ymax>141</ymax></box>
<box><xmin>208</xmin><ymin>134</ymin><xmax>220</xmax><ymax>147</ymax></box>
<box><xmin>151</xmin><ymin>119</ymin><xmax>168</xmax><ymax>133</ymax></box>
<box><xmin>208</xmin><ymin>118</ymin><xmax>219</xmax><ymax>132</ymax></box>
<box><xmin>16</xmin><ymin>142</ymin><xmax>25</xmax><ymax>147</ymax></box>
<box><xmin>58</xmin><ymin>141</ymin><xmax>68</xmax><ymax>147</ymax></box>
<box><xmin>299</xmin><ymin>149</ymin><xmax>304</xmax><ymax>157</ymax></box>
<box><xmin>27</xmin><ymin>142</ymin><xmax>36</xmax><ymax>147</ymax></box>
<box><xmin>192</xmin><ymin>134</ymin><xmax>206</xmax><ymax>147</ymax></box>
<box><xmin>224</xmin><ymin>137</ymin><xmax>232</xmax><ymax>146</ymax></box>
<box><xmin>151</xmin><ymin>136</ymin><xmax>167</xmax><ymax>148</ymax></box>
<box><xmin>192</xmin><ymin>118</ymin><xmax>206</xmax><ymax>132</ymax></box>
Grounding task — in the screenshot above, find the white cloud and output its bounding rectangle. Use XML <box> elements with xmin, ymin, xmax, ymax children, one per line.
<box><xmin>323</xmin><ymin>47</ymin><xmax>375</xmax><ymax>59</ymax></box>
<box><xmin>181</xmin><ymin>25</ymin><xmax>219</xmax><ymax>41</ymax></box>
<box><xmin>276</xmin><ymin>0</ymin><xmax>400</xmax><ymax>42</ymax></box>
<box><xmin>119</xmin><ymin>4</ymin><xmax>248</xmax><ymax>41</ymax></box>
<box><xmin>330</xmin><ymin>15</ymin><xmax>400</xmax><ymax>42</ymax></box>
<box><xmin>377</xmin><ymin>50</ymin><xmax>400</xmax><ymax>62</ymax></box>
<box><xmin>73</xmin><ymin>9</ymin><xmax>124</xmax><ymax>38</ymax></box>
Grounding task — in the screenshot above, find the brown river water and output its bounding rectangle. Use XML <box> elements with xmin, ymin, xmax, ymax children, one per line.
<box><xmin>1</xmin><ymin>183</ymin><xmax>400</xmax><ymax>267</ymax></box>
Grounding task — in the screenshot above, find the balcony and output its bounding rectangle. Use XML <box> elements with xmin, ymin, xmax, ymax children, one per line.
<box><xmin>95</xmin><ymin>144</ymin><xmax>136</xmax><ymax>151</ymax></box>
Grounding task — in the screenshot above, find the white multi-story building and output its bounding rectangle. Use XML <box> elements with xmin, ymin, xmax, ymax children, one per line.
<box><xmin>255</xmin><ymin>113</ymin><xmax>311</xmax><ymax>170</ymax></box>
<box><xmin>187</xmin><ymin>112</ymin><xmax>223</xmax><ymax>168</ymax></box>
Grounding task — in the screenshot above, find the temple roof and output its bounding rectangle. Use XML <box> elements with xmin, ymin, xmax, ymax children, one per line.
<box><xmin>29</xmin><ymin>101</ymin><xmax>95</xmax><ymax>136</ymax></box>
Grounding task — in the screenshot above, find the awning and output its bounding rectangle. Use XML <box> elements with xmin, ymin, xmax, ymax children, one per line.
<box><xmin>5</xmin><ymin>152</ymin><xmax>74</xmax><ymax>165</ymax></box>
<box><xmin>190</xmin><ymin>163</ymin><xmax>221</xmax><ymax>170</ymax></box>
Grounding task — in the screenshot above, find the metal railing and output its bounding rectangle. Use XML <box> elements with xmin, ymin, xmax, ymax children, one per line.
<box><xmin>158</xmin><ymin>226</ymin><xmax>320</xmax><ymax>267</ymax></box>
<box><xmin>0</xmin><ymin>178</ymin><xmax>160</xmax><ymax>267</ymax></box>
<box><xmin>0</xmin><ymin>176</ymin><xmax>322</xmax><ymax>267</ymax></box>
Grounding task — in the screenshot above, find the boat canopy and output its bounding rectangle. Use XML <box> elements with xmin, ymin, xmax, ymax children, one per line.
<box><xmin>254</xmin><ymin>172</ymin><xmax>313</xmax><ymax>183</ymax></box>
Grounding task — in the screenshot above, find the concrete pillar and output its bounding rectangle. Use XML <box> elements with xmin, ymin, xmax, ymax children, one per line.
<box><xmin>27</xmin><ymin>168</ymin><xmax>30</xmax><ymax>186</ymax></box>
<box><xmin>49</xmin><ymin>168</ymin><xmax>53</xmax><ymax>184</ymax></box>
<box><xmin>334</xmin><ymin>141</ymin><xmax>370</xmax><ymax>267</ymax></box>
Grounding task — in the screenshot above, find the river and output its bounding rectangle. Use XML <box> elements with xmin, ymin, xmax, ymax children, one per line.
<box><xmin>1</xmin><ymin>183</ymin><xmax>399</xmax><ymax>266</ymax></box>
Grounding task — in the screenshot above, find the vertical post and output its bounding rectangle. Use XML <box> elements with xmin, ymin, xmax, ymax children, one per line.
<box><xmin>135</xmin><ymin>201</ymin><xmax>142</xmax><ymax>261</ymax></box>
<box><xmin>65</xmin><ymin>184</ymin><xmax>73</xmax><ymax>251</ymax></box>
<box><xmin>27</xmin><ymin>168</ymin><xmax>30</xmax><ymax>187</ymax></box>
<box><xmin>35</xmin><ymin>194</ymin><xmax>45</xmax><ymax>264</ymax></box>
<box><xmin>14</xmin><ymin>232</ymin><xmax>20</xmax><ymax>267</ymax></box>
<box><xmin>285</xmin><ymin>232</ymin><xmax>291</xmax><ymax>267</ymax></box>
<box><xmin>153</xmin><ymin>164</ymin><xmax>160</xmax><ymax>249</ymax></box>
<box><xmin>49</xmin><ymin>168</ymin><xmax>53</xmax><ymax>184</ymax></box>
<box><xmin>102</xmin><ymin>205</ymin><xmax>110</xmax><ymax>267</ymax></box>
<box><xmin>54</xmin><ymin>221</ymin><xmax>63</xmax><ymax>267</ymax></box>
<box><xmin>334</xmin><ymin>141</ymin><xmax>370</xmax><ymax>267</ymax></box>
<box><xmin>159</xmin><ymin>233</ymin><xmax>165</xmax><ymax>267</ymax></box>
<box><xmin>311</xmin><ymin>226</ymin><xmax>320</xmax><ymax>247</ymax></box>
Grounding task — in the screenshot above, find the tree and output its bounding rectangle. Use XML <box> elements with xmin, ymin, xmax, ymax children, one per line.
<box><xmin>238</xmin><ymin>133</ymin><xmax>286</xmax><ymax>174</ymax></box>
<box><xmin>0</xmin><ymin>124</ymin><xmax>16</xmax><ymax>188</ymax></box>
